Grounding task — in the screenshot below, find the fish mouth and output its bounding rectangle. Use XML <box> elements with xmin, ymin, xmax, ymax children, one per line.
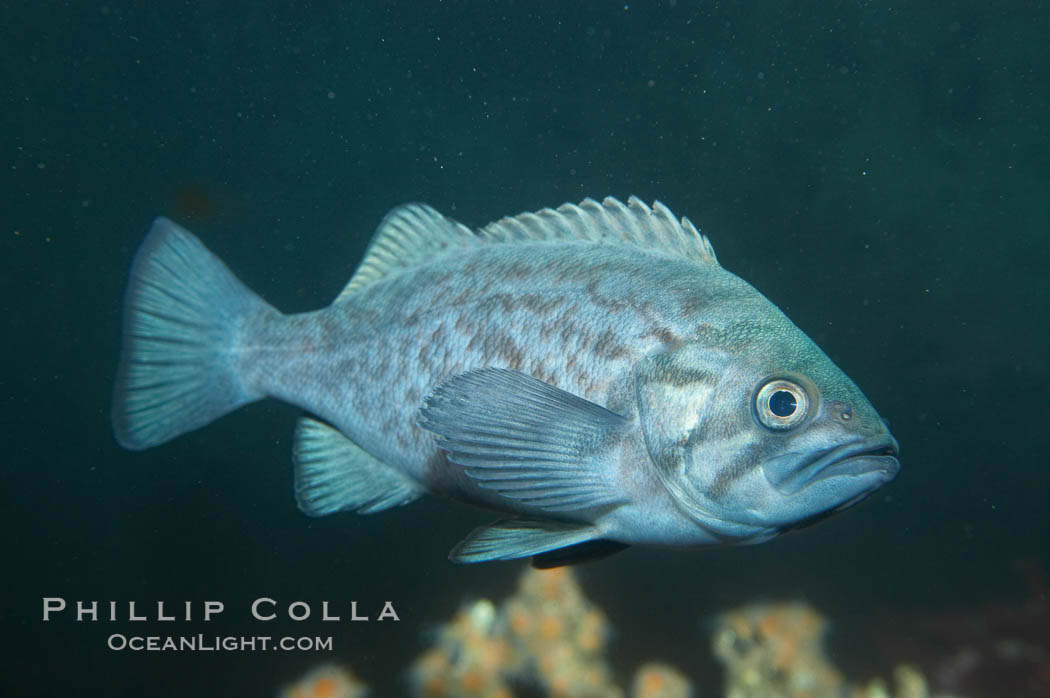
<box><xmin>763</xmin><ymin>435</ymin><xmax>900</xmax><ymax>496</ymax></box>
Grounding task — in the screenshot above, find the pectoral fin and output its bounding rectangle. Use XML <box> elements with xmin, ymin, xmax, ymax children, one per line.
<box><xmin>449</xmin><ymin>519</ymin><xmax>601</xmax><ymax>563</ymax></box>
<box><xmin>418</xmin><ymin>368</ymin><xmax>630</xmax><ymax>513</ymax></box>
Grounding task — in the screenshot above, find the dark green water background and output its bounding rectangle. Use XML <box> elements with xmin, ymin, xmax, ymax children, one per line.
<box><xmin>3</xmin><ymin>2</ymin><xmax>1047</xmax><ymax>696</ymax></box>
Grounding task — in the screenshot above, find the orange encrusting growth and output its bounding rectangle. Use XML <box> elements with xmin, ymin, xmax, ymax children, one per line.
<box><xmin>409</xmin><ymin>566</ymin><xmax>626</xmax><ymax>697</ymax></box>
<box><xmin>408</xmin><ymin>599</ymin><xmax>515</xmax><ymax>697</ymax></box>
<box><xmin>712</xmin><ymin>602</ymin><xmax>842</xmax><ymax>698</ymax></box>
<box><xmin>280</xmin><ymin>664</ymin><xmax>367</xmax><ymax>698</ymax></box>
<box><xmin>312</xmin><ymin>676</ymin><xmax>338</xmax><ymax>698</ymax></box>
<box><xmin>632</xmin><ymin>662</ymin><xmax>692</xmax><ymax>698</ymax></box>
<box><xmin>279</xmin><ymin>578</ymin><xmax>956</xmax><ymax>698</ymax></box>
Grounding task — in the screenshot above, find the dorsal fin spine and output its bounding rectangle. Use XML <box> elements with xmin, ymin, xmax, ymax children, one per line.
<box><xmin>477</xmin><ymin>196</ymin><xmax>718</xmax><ymax>265</ymax></box>
<box><xmin>339</xmin><ymin>196</ymin><xmax>720</xmax><ymax>303</ymax></box>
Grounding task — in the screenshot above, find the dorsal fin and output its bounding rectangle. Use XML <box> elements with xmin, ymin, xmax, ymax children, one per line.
<box><xmin>337</xmin><ymin>203</ymin><xmax>476</xmax><ymax>302</ymax></box>
<box><xmin>339</xmin><ymin>197</ymin><xmax>717</xmax><ymax>302</ymax></box>
<box><xmin>477</xmin><ymin>195</ymin><xmax>718</xmax><ymax>266</ymax></box>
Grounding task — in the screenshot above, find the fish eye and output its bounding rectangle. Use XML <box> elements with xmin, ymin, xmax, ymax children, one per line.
<box><xmin>754</xmin><ymin>379</ymin><xmax>809</xmax><ymax>430</ymax></box>
<box><xmin>769</xmin><ymin>390</ymin><xmax>797</xmax><ymax>416</ymax></box>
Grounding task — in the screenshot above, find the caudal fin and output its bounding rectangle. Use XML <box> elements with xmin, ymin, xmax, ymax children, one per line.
<box><xmin>112</xmin><ymin>218</ymin><xmax>275</xmax><ymax>450</ymax></box>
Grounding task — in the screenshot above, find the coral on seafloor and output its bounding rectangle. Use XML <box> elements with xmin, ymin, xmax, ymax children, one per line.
<box><xmin>631</xmin><ymin>663</ymin><xmax>693</xmax><ymax>698</ymax></box>
<box><xmin>410</xmin><ymin>598</ymin><xmax>515</xmax><ymax>698</ymax></box>
<box><xmin>713</xmin><ymin>602</ymin><xmax>959</xmax><ymax>698</ymax></box>
<box><xmin>280</xmin><ymin>663</ymin><xmax>368</xmax><ymax>698</ymax></box>
<box><xmin>712</xmin><ymin>601</ymin><xmax>842</xmax><ymax>698</ymax></box>
<box><xmin>410</xmin><ymin>566</ymin><xmax>622</xmax><ymax>697</ymax></box>
<box><xmin>280</xmin><ymin>566</ymin><xmax>967</xmax><ymax>698</ymax></box>
<box><xmin>851</xmin><ymin>664</ymin><xmax>948</xmax><ymax>698</ymax></box>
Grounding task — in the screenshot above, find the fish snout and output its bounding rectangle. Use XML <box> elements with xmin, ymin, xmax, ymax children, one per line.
<box><xmin>763</xmin><ymin>434</ymin><xmax>900</xmax><ymax>497</ymax></box>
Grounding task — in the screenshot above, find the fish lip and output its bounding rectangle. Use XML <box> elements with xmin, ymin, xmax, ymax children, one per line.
<box><xmin>807</xmin><ymin>434</ymin><xmax>900</xmax><ymax>485</ymax></box>
<box><xmin>764</xmin><ymin>434</ymin><xmax>900</xmax><ymax>495</ymax></box>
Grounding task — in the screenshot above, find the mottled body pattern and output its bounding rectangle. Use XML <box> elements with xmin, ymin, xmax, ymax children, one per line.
<box><xmin>251</xmin><ymin>248</ymin><xmax>701</xmax><ymax>479</ymax></box>
<box><xmin>113</xmin><ymin>196</ymin><xmax>899</xmax><ymax>563</ymax></box>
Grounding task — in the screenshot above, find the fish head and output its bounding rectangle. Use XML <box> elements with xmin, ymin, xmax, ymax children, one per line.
<box><xmin>633</xmin><ymin>326</ymin><xmax>899</xmax><ymax>543</ymax></box>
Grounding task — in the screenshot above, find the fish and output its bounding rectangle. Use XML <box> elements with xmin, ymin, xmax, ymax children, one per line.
<box><xmin>112</xmin><ymin>196</ymin><xmax>900</xmax><ymax>565</ymax></box>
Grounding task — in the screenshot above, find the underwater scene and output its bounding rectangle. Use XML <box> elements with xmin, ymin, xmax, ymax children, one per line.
<box><xmin>3</xmin><ymin>2</ymin><xmax>1047</xmax><ymax>697</ymax></box>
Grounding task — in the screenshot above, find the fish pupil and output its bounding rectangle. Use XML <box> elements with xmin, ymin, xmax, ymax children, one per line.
<box><xmin>769</xmin><ymin>390</ymin><xmax>797</xmax><ymax>417</ymax></box>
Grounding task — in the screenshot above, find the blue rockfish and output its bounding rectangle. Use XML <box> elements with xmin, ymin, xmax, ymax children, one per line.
<box><xmin>112</xmin><ymin>196</ymin><xmax>899</xmax><ymax>565</ymax></box>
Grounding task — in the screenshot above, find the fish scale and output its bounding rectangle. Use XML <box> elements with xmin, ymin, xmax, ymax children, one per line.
<box><xmin>277</xmin><ymin>243</ymin><xmax>684</xmax><ymax>476</ymax></box>
<box><xmin>112</xmin><ymin>196</ymin><xmax>899</xmax><ymax>565</ymax></box>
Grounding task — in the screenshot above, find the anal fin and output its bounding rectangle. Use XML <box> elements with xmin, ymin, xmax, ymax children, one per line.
<box><xmin>293</xmin><ymin>417</ymin><xmax>422</xmax><ymax>515</ymax></box>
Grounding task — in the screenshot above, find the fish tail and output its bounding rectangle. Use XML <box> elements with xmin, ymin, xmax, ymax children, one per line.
<box><xmin>112</xmin><ymin>218</ymin><xmax>276</xmax><ymax>450</ymax></box>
